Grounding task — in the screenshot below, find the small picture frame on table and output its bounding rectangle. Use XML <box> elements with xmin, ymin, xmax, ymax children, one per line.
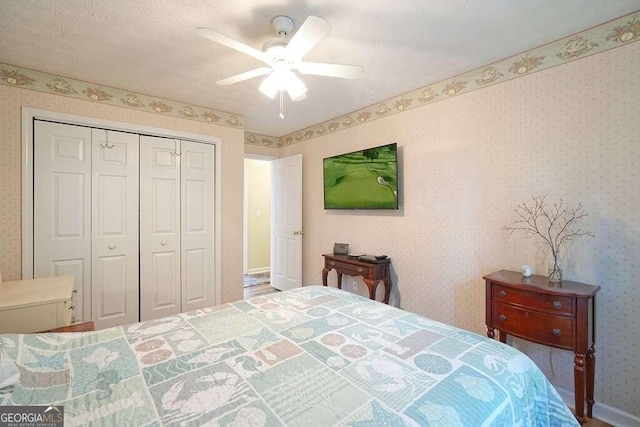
<box><xmin>333</xmin><ymin>243</ymin><xmax>349</xmax><ymax>255</ymax></box>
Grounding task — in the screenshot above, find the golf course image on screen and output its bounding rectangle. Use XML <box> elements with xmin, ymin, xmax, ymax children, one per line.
<box><xmin>323</xmin><ymin>143</ymin><xmax>398</xmax><ymax>209</ymax></box>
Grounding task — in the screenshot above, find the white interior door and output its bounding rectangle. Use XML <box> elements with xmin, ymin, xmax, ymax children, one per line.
<box><xmin>140</xmin><ymin>136</ymin><xmax>181</xmax><ymax>320</ymax></box>
<box><xmin>91</xmin><ymin>129</ymin><xmax>139</xmax><ymax>329</ymax></box>
<box><xmin>181</xmin><ymin>141</ymin><xmax>215</xmax><ymax>312</ymax></box>
<box><xmin>34</xmin><ymin>121</ymin><xmax>91</xmax><ymax>323</ymax></box>
<box><xmin>271</xmin><ymin>154</ymin><xmax>303</xmax><ymax>291</ymax></box>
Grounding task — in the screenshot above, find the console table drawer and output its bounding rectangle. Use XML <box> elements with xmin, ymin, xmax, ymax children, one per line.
<box><xmin>326</xmin><ymin>260</ymin><xmax>369</xmax><ymax>275</ymax></box>
<box><xmin>492</xmin><ymin>283</ymin><xmax>574</xmax><ymax>316</ymax></box>
<box><xmin>492</xmin><ymin>302</ymin><xmax>574</xmax><ymax>350</ymax></box>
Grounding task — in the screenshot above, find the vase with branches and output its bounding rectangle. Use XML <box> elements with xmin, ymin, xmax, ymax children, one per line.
<box><xmin>503</xmin><ymin>195</ymin><xmax>594</xmax><ymax>282</ymax></box>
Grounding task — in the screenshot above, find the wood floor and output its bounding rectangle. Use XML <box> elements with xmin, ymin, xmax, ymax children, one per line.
<box><xmin>242</xmin><ymin>283</ymin><xmax>612</xmax><ymax>427</ymax></box>
<box><xmin>243</xmin><ymin>283</ymin><xmax>279</xmax><ymax>299</ymax></box>
<box><xmin>580</xmin><ymin>414</ymin><xmax>610</xmax><ymax>426</ymax></box>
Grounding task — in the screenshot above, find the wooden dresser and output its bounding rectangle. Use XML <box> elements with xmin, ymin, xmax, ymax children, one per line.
<box><xmin>484</xmin><ymin>270</ymin><xmax>600</xmax><ymax>424</ymax></box>
<box><xmin>322</xmin><ymin>254</ymin><xmax>392</xmax><ymax>304</ymax></box>
<box><xmin>0</xmin><ymin>276</ymin><xmax>75</xmax><ymax>333</ymax></box>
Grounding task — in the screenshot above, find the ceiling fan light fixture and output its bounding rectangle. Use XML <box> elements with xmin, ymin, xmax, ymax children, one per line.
<box><xmin>259</xmin><ymin>70</ymin><xmax>307</xmax><ymax>100</ymax></box>
<box><xmin>286</xmin><ymin>72</ymin><xmax>307</xmax><ymax>101</ymax></box>
<box><xmin>258</xmin><ymin>77</ymin><xmax>278</xmax><ymax>99</ymax></box>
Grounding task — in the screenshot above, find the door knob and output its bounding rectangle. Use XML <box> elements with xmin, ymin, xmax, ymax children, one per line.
<box><xmin>108</xmin><ymin>245</ymin><xmax>116</xmax><ymax>250</ymax></box>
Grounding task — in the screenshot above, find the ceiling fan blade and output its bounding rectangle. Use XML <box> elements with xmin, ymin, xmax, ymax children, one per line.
<box><xmin>284</xmin><ymin>16</ymin><xmax>331</xmax><ymax>59</ymax></box>
<box><xmin>297</xmin><ymin>62</ymin><xmax>364</xmax><ymax>79</ymax></box>
<box><xmin>196</xmin><ymin>27</ymin><xmax>266</xmax><ymax>61</ymax></box>
<box><xmin>216</xmin><ymin>67</ymin><xmax>272</xmax><ymax>86</ymax></box>
<box><xmin>290</xmin><ymin>91</ymin><xmax>307</xmax><ymax>102</ymax></box>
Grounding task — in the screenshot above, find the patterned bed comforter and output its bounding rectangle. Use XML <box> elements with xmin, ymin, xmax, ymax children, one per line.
<box><xmin>0</xmin><ymin>286</ymin><xmax>577</xmax><ymax>426</ymax></box>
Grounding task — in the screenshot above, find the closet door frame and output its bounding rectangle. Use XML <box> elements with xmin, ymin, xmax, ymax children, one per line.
<box><xmin>21</xmin><ymin>107</ymin><xmax>222</xmax><ymax>307</ymax></box>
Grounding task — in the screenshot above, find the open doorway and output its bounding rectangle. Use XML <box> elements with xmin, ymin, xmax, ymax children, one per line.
<box><xmin>243</xmin><ymin>157</ymin><xmax>273</xmax><ymax>298</ymax></box>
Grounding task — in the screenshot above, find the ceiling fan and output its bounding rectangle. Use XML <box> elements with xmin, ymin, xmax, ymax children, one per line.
<box><xmin>196</xmin><ymin>15</ymin><xmax>364</xmax><ymax>115</ymax></box>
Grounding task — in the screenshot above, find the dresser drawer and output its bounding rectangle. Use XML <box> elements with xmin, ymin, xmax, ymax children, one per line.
<box><xmin>326</xmin><ymin>260</ymin><xmax>369</xmax><ymax>276</ymax></box>
<box><xmin>492</xmin><ymin>302</ymin><xmax>574</xmax><ymax>350</ymax></box>
<box><xmin>492</xmin><ymin>283</ymin><xmax>574</xmax><ymax>316</ymax></box>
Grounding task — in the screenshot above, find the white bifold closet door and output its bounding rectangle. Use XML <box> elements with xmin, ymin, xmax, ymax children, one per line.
<box><xmin>90</xmin><ymin>129</ymin><xmax>140</xmax><ymax>329</ymax></box>
<box><xmin>34</xmin><ymin>122</ymin><xmax>140</xmax><ymax>329</ymax></box>
<box><xmin>34</xmin><ymin>121</ymin><xmax>92</xmax><ymax>323</ymax></box>
<box><xmin>140</xmin><ymin>136</ymin><xmax>215</xmax><ymax>321</ymax></box>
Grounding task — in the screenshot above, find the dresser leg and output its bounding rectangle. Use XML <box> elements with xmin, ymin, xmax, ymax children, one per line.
<box><xmin>574</xmin><ymin>354</ymin><xmax>586</xmax><ymax>424</ymax></box>
<box><xmin>487</xmin><ymin>327</ymin><xmax>495</xmax><ymax>339</ymax></box>
<box><xmin>586</xmin><ymin>345</ymin><xmax>595</xmax><ymax>418</ymax></box>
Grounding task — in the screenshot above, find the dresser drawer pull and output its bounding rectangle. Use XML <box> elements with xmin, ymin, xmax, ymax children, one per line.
<box><xmin>498</xmin><ymin>314</ymin><xmax>506</xmax><ymax>322</ymax></box>
<box><xmin>552</xmin><ymin>328</ymin><xmax>562</xmax><ymax>336</ymax></box>
<box><xmin>357</xmin><ymin>267</ymin><xmax>364</xmax><ymax>273</ymax></box>
<box><xmin>553</xmin><ymin>301</ymin><xmax>562</xmax><ymax>309</ymax></box>
<box><xmin>499</xmin><ymin>290</ymin><xmax>506</xmax><ymax>297</ymax></box>
<box><xmin>69</xmin><ymin>306</ymin><xmax>74</xmax><ymax>310</ymax></box>
<box><xmin>329</xmin><ymin>261</ymin><xmax>335</xmax><ymax>266</ymax></box>
<box><xmin>72</xmin><ymin>289</ymin><xmax>78</xmax><ymax>294</ymax></box>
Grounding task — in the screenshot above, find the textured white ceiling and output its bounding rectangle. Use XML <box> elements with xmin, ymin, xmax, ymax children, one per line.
<box><xmin>0</xmin><ymin>0</ymin><xmax>638</xmax><ymax>136</ymax></box>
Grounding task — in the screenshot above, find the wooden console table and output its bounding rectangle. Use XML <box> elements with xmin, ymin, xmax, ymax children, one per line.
<box><xmin>484</xmin><ymin>270</ymin><xmax>600</xmax><ymax>424</ymax></box>
<box><xmin>322</xmin><ymin>254</ymin><xmax>392</xmax><ymax>304</ymax></box>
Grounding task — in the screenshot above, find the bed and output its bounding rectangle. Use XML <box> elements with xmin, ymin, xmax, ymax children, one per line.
<box><xmin>0</xmin><ymin>286</ymin><xmax>577</xmax><ymax>426</ymax></box>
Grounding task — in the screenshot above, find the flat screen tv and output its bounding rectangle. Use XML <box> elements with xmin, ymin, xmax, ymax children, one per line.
<box><xmin>323</xmin><ymin>142</ymin><xmax>399</xmax><ymax>210</ymax></box>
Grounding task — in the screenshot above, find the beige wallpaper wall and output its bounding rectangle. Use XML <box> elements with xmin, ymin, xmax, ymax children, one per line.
<box><xmin>245</xmin><ymin>159</ymin><xmax>271</xmax><ymax>272</ymax></box>
<box><xmin>279</xmin><ymin>42</ymin><xmax>640</xmax><ymax>416</ymax></box>
<box><xmin>0</xmin><ymin>84</ymin><xmax>244</xmax><ymax>303</ymax></box>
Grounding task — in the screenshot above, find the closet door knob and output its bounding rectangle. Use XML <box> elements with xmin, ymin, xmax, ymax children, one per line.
<box><xmin>161</xmin><ymin>241</ymin><xmax>167</xmax><ymax>246</ymax></box>
<box><xmin>108</xmin><ymin>245</ymin><xmax>116</xmax><ymax>250</ymax></box>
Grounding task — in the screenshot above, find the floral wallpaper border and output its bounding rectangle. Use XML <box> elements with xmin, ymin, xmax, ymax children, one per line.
<box><xmin>244</xmin><ymin>132</ymin><xmax>280</xmax><ymax>147</ymax></box>
<box><xmin>277</xmin><ymin>10</ymin><xmax>640</xmax><ymax>147</ymax></box>
<box><xmin>0</xmin><ymin>64</ymin><xmax>244</xmax><ymax>129</ymax></box>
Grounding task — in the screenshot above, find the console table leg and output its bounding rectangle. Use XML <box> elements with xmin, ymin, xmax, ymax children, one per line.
<box><xmin>337</xmin><ymin>272</ymin><xmax>343</xmax><ymax>289</ymax></box>
<box><xmin>574</xmin><ymin>354</ymin><xmax>586</xmax><ymax>424</ymax></box>
<box><xmin>586</xmin><ymin>345</ymin><xmax>596</xmax><ymax>418</ymax></box>
<box><xmin>382</xmin><ymin>277</ymin><xmax>391</xmax><ymax>304</ymax></box>
<box><xmin>364</xmin><ymin>278</ymin><xmax>377</xmax><ymax>300</ymax></box>
<box><xmin>322</xmin><ymin>268</ymin><xmax>329</xmax><ymax>287</ymax></box>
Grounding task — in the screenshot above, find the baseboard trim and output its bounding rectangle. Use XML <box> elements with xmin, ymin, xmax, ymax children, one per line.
<box><xmin>556</xmin><ymin>386</ymin><xmax>640</xmax><ymax>426</ymax></box>
<box><xmin>246</xmin><ymin>267</ymin><xmax>270</xmax><ymax>275</ymax></box>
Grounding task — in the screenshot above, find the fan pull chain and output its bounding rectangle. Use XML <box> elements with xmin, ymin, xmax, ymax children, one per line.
<box><xmin>279</xmin><ymin>91</ymin><xmax>285</xmax><ymax>119</ymax></box>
